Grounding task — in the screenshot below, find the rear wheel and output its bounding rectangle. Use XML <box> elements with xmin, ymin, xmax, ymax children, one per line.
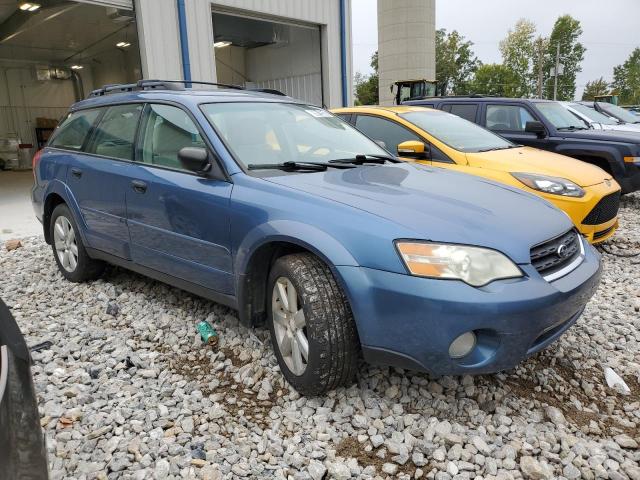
<box><xmin>50</xmin><ymin>204</ymin><xmax>104</xmax><ymax>282</ymax></box>
<box><xmin>267</xmin><ymin>253</ymin><xmax>360</xmax><ymax>395</ymax></box>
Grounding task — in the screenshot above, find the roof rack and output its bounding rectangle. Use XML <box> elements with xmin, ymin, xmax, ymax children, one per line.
<box><xmin>408</xmin><ymin>94</ymin><xmax>496</xmax><ymax>100</ymax></box>
<box><xmin>88</xmin><ymin>79</ymin><xmax>286</xmax><ymax>98</ymax></box>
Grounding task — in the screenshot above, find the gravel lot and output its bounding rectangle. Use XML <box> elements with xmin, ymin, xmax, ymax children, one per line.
<box><xmin>1</xmin><ymin>194</ymin><xmax>639</xmax><ymax>480</ymax></box>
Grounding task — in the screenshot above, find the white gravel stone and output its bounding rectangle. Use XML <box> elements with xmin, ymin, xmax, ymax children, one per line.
<box><xmin>2</xmin><ymin>193</ymin><xmax>640</xmax><ymax>480</ymax></box>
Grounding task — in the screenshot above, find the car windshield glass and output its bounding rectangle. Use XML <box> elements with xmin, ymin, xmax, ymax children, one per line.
<box><xmin>568</xmin><ymin>103</ymin><xmax>618</xmax><ymax>125</ymax></box>
<box><xmin>201</xmin><ymin>102</ymin><xmax>389</xmax><ymax>169</ymax></box>
<box><xmin>535</xmin><ymin>102</ymin><xmax>588</xmax><ymax>129</ymax></box>
<box><xmin>400</xmin><ymin>110</ymin><xmax>514</xmax><ymax>153</ymax></box>
<box><xmin>597</xmin><ymin>102</ymin><xmax>639</xmax><ymax>123</ymax></box>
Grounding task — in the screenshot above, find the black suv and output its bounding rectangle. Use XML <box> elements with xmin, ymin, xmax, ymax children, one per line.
<box><xmin>404</xmin><ymin>97</ymin><xmax>640</xmax><ymax>193</ymax></box>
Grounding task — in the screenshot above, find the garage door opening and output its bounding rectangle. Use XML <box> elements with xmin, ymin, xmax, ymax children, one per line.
<box><xmin>212</xmin><ymin>11</ymin><xmax>323</xmax><ymax>106</ymax></box>
<box><xmin>0</xmin><ymin>1</ymin><xmax>142</xmax><ymax>170</ymax></box>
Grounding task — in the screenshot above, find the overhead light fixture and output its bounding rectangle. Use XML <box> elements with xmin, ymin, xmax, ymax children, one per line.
<box><xmin>19</xmin><ymin>2</ymin><xmax>41</xmax><ymax>11</ymax></box>
<box><xmin>70</xmin><ymin>65</ymin><xmax>83</xmax><ymax>70</ymax></box>
<box><xmin>214</xmin><ymin>41</ymin><xmax>232</xmax><ymax>48</ymax></box>
<box><xmin>116</xmin><ymin>41</ymin><xmax>131</xmax><ymax>48</ymax></box>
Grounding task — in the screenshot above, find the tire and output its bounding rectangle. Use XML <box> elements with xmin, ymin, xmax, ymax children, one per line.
<box><xmin>267</xmin><ymin>253</ymin><xmax>360</xmax><ymax>395</ymax></box>
<box><xmin>49</xmin><ymin>204</ymin><xmax>105</xmax><ymax>282</ymax></box>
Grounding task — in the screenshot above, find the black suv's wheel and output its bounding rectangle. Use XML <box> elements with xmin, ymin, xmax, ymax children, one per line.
<box><xmin>267</xmin><ymin>253</ymin><xmax>360</xmax><ymax>395</ymax></box>
<box><xmin>49</xmin><ymin>204</ymin><xmax>104</xmax><ymax>282</ymax></box>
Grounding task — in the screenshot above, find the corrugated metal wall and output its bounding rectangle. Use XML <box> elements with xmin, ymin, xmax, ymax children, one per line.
<box><xmin>135</xmin><ymin>0</ymin><xmax>352</xmax><ymax>107</ymax></box>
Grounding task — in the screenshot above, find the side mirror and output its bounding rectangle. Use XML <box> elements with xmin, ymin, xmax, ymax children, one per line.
<box><xmin>178</xmin><ymin>147</ymin><xmax>211</xmax><ymax>174</ymax></box>
<box><xmin>397</xmin><ymin>140</ymin><xmax>429</xmax><ymax>160</ymax></box>
<box><xmin>525</xmin><ymin>121</ymin><xmax>546</xmax><ymax>137</ymax></box>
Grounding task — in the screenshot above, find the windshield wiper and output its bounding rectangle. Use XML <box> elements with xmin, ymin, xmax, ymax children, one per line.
<box><xmin>557</xmin><ymin>126</ymin><xmax>588</xmax><ymax>131</ymax></box>
<box><xmin>329</xmin><ymin>154</ymin><xmax>400</xmax><ymax>165</ymax></box>
<box><xmin>247</xmin><ymin>161</ymin><xmax>356</xmax><ymax>172</ymax></box>
<box><xmin>476</xmin><ymin>145</ymin><xmax>518</xmax><ymax>152</ymax></box>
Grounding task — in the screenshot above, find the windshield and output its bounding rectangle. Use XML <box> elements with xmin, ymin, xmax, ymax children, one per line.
<box><xmin>201</xmin><ymin>102</ymin><xmax>389</xmax><ymax>168</ymax></box>
<box><xmin>568</xmin><ymin>103</ymin><xmax>618</xmax><ymax>125</ymax></box>
<box><xmin>596</xmin><ymin>102</ymin><xmax>639</xmax><ymax>123</ymax></box>
<box><xmin>535</xmin><ymin>102</ymin><xmax>589</xmax><ymax>129</ymax></box>
<box><xmin>400</xmin><ymin>110</ymin><xmax>514</xmax><ymax>153</ymax></box>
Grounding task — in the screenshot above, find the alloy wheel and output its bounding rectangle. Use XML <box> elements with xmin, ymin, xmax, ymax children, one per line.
<box><xmin>271</xmin><ymin>277</ymin><xmax>309</xmax><ymax>375</ymax></box>
<box><xmin>53</xmin><ymin>216</ymin><xmax>78</xmax><ymax>272</ymax></box>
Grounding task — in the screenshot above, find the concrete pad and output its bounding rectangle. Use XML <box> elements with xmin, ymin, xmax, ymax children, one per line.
<box><xmin>0</xmin><ymin>170</ymin><xmax>43</xmax><ymax>242</ymax></box>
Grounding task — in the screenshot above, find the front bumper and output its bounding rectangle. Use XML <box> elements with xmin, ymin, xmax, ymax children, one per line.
<box><xmin>338</xmin><ymin>241</ymin><xmax>601</xmax><ymax>376</ymax></box>
<box><xmin>541</xmin><ymin>181</ymin><xmax>621</xmax><ymax>244</ymax></box>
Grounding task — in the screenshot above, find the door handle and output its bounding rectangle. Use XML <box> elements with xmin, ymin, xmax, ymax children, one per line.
<box><xmin>71</xmin><ymin>168</ymin><xmax>82</xmax><ymax>178</ymax></box>
<box><xmin>131</xmin><ymin>180</ymin><xmax>147</xmax><ymax>193</ymax></box>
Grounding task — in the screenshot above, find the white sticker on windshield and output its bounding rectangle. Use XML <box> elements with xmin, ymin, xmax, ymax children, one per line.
<box><xmin>305</xmin><ymin>108</ymin><xmax>333</xmax><ymax>118</ymax></box>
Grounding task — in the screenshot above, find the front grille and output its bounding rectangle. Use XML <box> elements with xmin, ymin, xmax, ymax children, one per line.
<box><xmin>582</xmin><ymin>191</ymin><xmax>621</xmax><ymax>225</ymax></box>
<box><xmin>530</xmin><ymin>230</ymin><xmax>582</xmax><ymax>278</ymax></box>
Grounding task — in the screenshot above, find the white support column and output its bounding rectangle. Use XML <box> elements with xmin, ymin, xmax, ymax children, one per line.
<box><xmin>134</xmin><ymin>0</ymin><xmax>183</xmax><ymax>80</ymax></box>
<box><xmin>184</xmin><ymin>0</ymin><xmax>217</xmax><ymax>83</ymax></box>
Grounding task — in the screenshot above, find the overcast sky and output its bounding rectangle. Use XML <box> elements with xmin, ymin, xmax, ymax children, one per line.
<box><xmin>352</xmin><ymin>0</ymin><xmax>640</xmax><ymax>98</ymax></box>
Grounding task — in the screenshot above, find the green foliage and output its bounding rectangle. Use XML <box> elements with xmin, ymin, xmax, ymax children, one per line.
<box><xmin>612</xmin><ymin>48</ymin><xmax>640</xmax><ymax>105</ymax></box>
<box><xmin>582</xmin><ymin>77</ymin><xmax>611</xmax><ymax>101</ymax></box>
<box><xmin>354</xmin><ymin>51</ymin><xmax>379</xmax><ymax>105</ymax></box>
<box><xmin>436</xmin><ymin>29</ymin><xmax>480</xmax><ymax>95</ymax></box>
<box><xmin>469</xmin><ymin>64</ymin><xmax>519</xmax><ymax>97</ymax></box>
<box><xmin>542</xmin><ymin>15</ymin><xmax>586</xmax><ymax>100</ymax></box>
<box><xmin>499</xmin><ymin>19</ymin><xmax>538</xmax><ymax>97</ymax></box>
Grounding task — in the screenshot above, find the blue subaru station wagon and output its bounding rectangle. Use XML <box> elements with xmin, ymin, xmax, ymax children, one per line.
<box><xmin>32</xmin><ymin>80</ymin><xmax>602</xmax><ymax>395</ymax></box>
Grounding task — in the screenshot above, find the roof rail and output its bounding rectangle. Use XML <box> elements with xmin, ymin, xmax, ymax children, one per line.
<box><xmin>408</xmin><ymin>94</ymin><xmax>501</xmax><ymax>101</ymax></box>
<box><xmin>87</xmin><ymin>79</ymin><xmax>287</xmax><ymax>98</ymax></box>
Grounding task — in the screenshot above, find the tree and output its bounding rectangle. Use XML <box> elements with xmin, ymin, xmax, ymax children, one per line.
<box><xmin>543</xmin><ymin>15</ymin><xmax>586</xmax><ymax>100</ymax></box>
<box><xmin>499</xmin><ymin>19</ymin><xmax>538</xmax><ymax>97</ymax></box>
<box><xmin>436</xmin><ymin>29</ymin><xmax>480</xmax><ymax>95</ymax></box>
<box><xmin>582</xmin><ymin>77</ymin><xmax>611</xmax><ymax>101</ymax></box>
<box><xmin>612</xmin><ymin>48</ymin><xmax>640</xmax><ymax>104</ymax></box>
<box><xmin>354</xmin><ymin>51</ymin><xmax>379</xmax><ymax>105</ymax></box>
<box><xmin>469</xmin><ymin>64</ymin><xmax>519</xmax><ymax>97</ymax></box>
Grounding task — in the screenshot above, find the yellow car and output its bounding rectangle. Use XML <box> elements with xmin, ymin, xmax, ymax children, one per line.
<box><xmin>332</xmin><ymin>106</ymin><xmax>621</xmax><ymax>243</ymax></box>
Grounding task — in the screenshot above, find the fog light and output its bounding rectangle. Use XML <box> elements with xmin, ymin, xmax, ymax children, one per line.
<box><xmin>449</xmin><ymin>331</ymin><xmax>476</xmax><ymax>359</ymax></box>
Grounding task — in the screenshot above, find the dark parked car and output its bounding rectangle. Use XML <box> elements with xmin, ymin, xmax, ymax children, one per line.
<box><xmin>32</xmin><ymin>80</ymin><xmax>602</xmax><ymax>395</ymax></box>
<box><xmin>0</xmin><ymin>299</ymin><xmax>49</xmax><ymax>479</ymax></box>
<box><xmin>404</xmin><ymin>97</ymin><xmax>640</xmax><ymax>194</ymax></box>
<box><xmin>579</xmin><ymin>101</ymin><xmax>640</xmax><ymax>126</ymax></box>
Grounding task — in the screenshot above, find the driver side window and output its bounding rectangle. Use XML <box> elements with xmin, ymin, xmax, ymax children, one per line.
<box><xmin>486</xmin><ymin>105</ymin><xmax>536</xmax><ymax>131</ymax></box>
<box><xmin>138</xmin><ymin>104</ymin><xmax>205</xmax><ymax>170</ymax></box>
<box><xmin>354</xmin><ymin>115</ymin><xmax>422</xmax><ymax>153</ymax></box>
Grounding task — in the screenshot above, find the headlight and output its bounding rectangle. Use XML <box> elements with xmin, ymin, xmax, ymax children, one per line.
<box><xmin>396</xmin><ymin>241</ymin><xmax>522</xmax><ymax>287</ymax></box>
<box><xmin>511</xmin><ymin>172</ymin><xmax>585</xmax><ymax>197</ymax></box>
<box><xmin>624</xmin><ymin>156</ymin><xmax>640</xmax><ymax>165</ymax></box>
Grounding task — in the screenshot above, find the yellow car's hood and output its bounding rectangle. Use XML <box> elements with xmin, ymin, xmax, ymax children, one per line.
<box><xmin>465</xmin><ymin>146</ymin><xmax>612</xmax><ymax>187</ymax></box>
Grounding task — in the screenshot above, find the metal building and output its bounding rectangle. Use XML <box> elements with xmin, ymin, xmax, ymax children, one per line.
<box><xmin>377</xmin><ymin>0</ymin><xmax>435</xmax><ymax>105</ymax></box>
<box><xmin>0</xmin><ymin>0</ymin><xmax>353</xmax><ymax>167</ymax></box>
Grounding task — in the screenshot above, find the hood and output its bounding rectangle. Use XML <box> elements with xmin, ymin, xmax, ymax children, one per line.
<box><xmin>465</xmin><ymin>146</ymin><xmax>612</xmax><ymax>187</ymax></box>
<box><xmin>265</xmin><ymin>163</ymin><xmax>572</xmax><ymax>264</ymax></box>
<box><xmin>559</xmin><ymin>129</ymin><xmax>640</xmax><ymax>144</ymax></box>
<box><xmin>600</xmin><ymin>123</ymin><xmax>640</xmax><ymax>134</ymax></box>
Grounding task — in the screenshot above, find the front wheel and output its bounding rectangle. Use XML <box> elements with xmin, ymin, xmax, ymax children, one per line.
<box><xmin>267</xmin><ymin>253</ymin><xmax>360</xmax><ymax>395</ymax></box>
<box><xmin>49</xmin><ymin>204</ymin><xmax>105</xmax><ymax>282</ymax></box>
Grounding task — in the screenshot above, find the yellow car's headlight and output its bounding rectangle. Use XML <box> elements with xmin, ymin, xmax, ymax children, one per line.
<box><xmin>396</xmin><ymin>241</ymin><xmax>522</xmax><ymax>287</ymax></box>
<box><xmin>511</xmin><ymin>172</ymin><xmax>585</xmax><ymax>197</ymax></box>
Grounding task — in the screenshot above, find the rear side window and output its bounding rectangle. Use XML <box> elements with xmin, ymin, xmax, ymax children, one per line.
<box><xmin>446</xmin><ymin>104</ymin><xmax>478</xmax><ymax>122</ymax></box>
<box><xmin>88</xmin><ymin>104</ymin><xmax>143</xmax><ymax>161</ymax></box>
<box><xmin>486</xmin><ymin>105</ymin><xmax>536</xmax><ymax>131</ymax></box>
<box><xmin>49</xmin><ymin>109</ymin><xmax>101</xmax><ymax>151</ymax></box>
<box><xmin>138</xmin><ymin>104</ymin><xmax>206</xmax><ymax>170</ymax></box>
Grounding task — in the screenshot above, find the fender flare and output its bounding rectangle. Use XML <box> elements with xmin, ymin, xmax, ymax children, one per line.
<box><xmin>554</xmin><ymin>144</ymin><xmax>623</xmax><ymax>177</ymax></box>
<box><xmin>234</xmin><ymin>220</ymin><xmax>359</xmax><ymax>326</ymax></box>
<box><xmin>42</xmin><ymin>180</ymin><xmax>89</xmax><ymax>245</ymax></box>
